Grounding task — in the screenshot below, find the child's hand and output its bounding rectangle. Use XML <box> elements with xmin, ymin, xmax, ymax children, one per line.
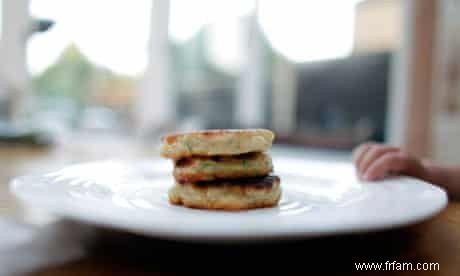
<box><xmin>352</xmin><ymin>143</ymin><xmax>427</xmax><ymax>181</ymax></box>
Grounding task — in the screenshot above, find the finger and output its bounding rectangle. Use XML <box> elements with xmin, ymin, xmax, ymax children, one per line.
<box><xmin>358</xmin><ymin>145</ymin><xmax>400</xmax><ymax>176</ymax></box>
<box><xmin>352</xmin><ymin>143</ymin><xmax>375</xmax><ymax>168</ymax></box>
<box><xmin>363</xmin><ymin>152</ymin><xmax>408</xmax><ymax>180</ymax></box>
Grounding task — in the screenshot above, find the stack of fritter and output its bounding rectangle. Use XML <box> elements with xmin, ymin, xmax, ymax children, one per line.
<box><xmin>160</xmin><ymin>129</ymin><xmax>281</xmax><ymax>210</ymax></box>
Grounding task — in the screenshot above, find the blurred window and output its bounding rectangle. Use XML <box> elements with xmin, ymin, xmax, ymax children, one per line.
<box><xmin>0</xmin><ymin>0</ymin><xmax>2</xmax><ymax>39</ymax></box>
<box><xmin>27</xmin><ymin>0</ymin><xmax>152</xmax><ymax>133</ymax></box>
<box><xmin>21</xmin><ymin>0</ymin><xmax>400</xmax><ymax>149</ymax></box>
<box><xmin>165</xmin><ymin>0</ymin><xmax>398</xmax><ymax>149</ymax></box>
<box><xmin>258</xmin><ymin>0</ymin><xmax>356</xmax><ymax>63</ymax></box>
<box><xmin>168</xmin><ymin>0</ymin><xmax>256</xmax><ymax>129</ymax></box>
<box><xmin>264</xmin><ymin>0</ymin><xmax>399</xmax><ymax>149</ymax></box>
<box><xmin>0</xmin><ymin>0</ymin><xmax>4</xmax><ymax>119</ymax></box>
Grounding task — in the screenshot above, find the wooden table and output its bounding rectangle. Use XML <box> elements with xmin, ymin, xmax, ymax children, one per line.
<box><xmin>1</xmin><ymin>142</ymin><xmax>459</xmax><ymax>275</ymax></box>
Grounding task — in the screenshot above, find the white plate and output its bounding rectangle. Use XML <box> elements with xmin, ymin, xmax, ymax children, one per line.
<box><xmin>10</xmin><ymin>158</ymin><xmax>447</xmax><ymax>241</ymax></box>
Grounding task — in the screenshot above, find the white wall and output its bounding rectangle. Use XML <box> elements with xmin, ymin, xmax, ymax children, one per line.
<box><xmin>136</xmin><ymin>0</ymin><xmax>174</xmax><ymax>134</ymax></box>
<box><xmin>432</xmin><ymin>0</ymin><xmax>460</xmax><ymax>164</ymax></box>
<box><xmin>0</xmin><ymin>0</ymin><xmax>30</xmax><ymax>117</ymax></box>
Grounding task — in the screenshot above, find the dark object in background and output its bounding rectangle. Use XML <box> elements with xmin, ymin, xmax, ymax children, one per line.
<box><xmin>179</xmin><ymin>88</ymin><xmax>235</xmax><ymax>129</ymax></box>
<box><xmin>0</xmin><ymin>122</ymin><xmax>53</xmax><ymax>147</ymax></box>
<box><xmin>0</xmin><ymin>18</ymin><xmax>55</xmax><ymax>148</ymax></box>
<box><xmin>29</xmin><ymin>18</ymin><xmax>55</xmax><ymax>35</ymax></box>
<box><xmin>291</xmin><ymin>51</ymin><xmax>390</xmax><ymax>149</ymax></box>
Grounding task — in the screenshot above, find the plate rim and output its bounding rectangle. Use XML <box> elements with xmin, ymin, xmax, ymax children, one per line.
<box><xmin>9</xmin><ymin>158</ymin><xmax>449</xmax><ymax>242</ymax></box>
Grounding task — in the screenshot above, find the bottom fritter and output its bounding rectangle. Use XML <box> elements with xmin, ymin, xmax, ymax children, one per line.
<box><xmin>168</xmin><ymin>175</ymin><xmax>281</xmax><ymax>210</ymax></box>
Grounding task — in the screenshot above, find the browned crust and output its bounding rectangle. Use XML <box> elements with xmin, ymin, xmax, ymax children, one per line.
<box><xmin>173</xmin><ymin>153</ymin><xmax>273</xmax><ymax>182</ymax></box>
<box><xmin>160</xmin><ymin>129</ymin><xmax>274</xmax><ymax>159</ymax></box>
<box><xmin>174</xmin><ymin>169</ymin><xmax>272</xmax><ymax>183</ymax></box>
<box><xmin>174</xmin><ymin>153</ymin><xmax>258</xmax><ymax>165</ymax></box>
<box><xmin>168</xmin><ymin>175</ymin><xmax>281</xmax><ymax>210</ymax></box>
<box><xmin>177</xmin><ymin>175</ymin><xmax>279</xmax><ymax>190</ymax></box>
<box><xmin>161</xmin><ymin>129</ymin><xmax>271</xmax><ymax>144</ymax></box>
<box><xmin>168</xmin><ymin>194</ymin><xmax>281</xmax><ymax>211</ymax></box>
<box><xmin>173</xmin><ymin>154</ymin><xmax>273</xmax><ymax>183</ymax></box>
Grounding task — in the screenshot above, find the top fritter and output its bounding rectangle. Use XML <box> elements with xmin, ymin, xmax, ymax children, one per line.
<box><xmin>160</xmin><ymin>129</ymin><xmax>274</xmax><ymax>159</ymax></box>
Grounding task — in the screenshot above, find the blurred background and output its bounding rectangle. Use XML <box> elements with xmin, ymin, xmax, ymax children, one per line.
<box><xmin>1</xmin><ymin>1</ymin><xmax>460</xmax><ymax>274</ymax></box>
<box><xmin>0</xmin><ymin>0</ymin><xmax>458</xmax><ymax>162</ymax></box>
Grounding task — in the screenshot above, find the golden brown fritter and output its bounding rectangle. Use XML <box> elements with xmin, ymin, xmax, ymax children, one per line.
<box><xmin>173</xmin><ymin>152</ymin><xmax>273</xmax><ymax>182</ymax></box>
<box><xmin>160</xmin><ymin>129</ymin><xmax>274</xmax><ymax>159</ymax></box>
<box><xmin>168</xmin><ymin>175</ymin><xmax>281</xmax><ymax>210</ymax></box>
